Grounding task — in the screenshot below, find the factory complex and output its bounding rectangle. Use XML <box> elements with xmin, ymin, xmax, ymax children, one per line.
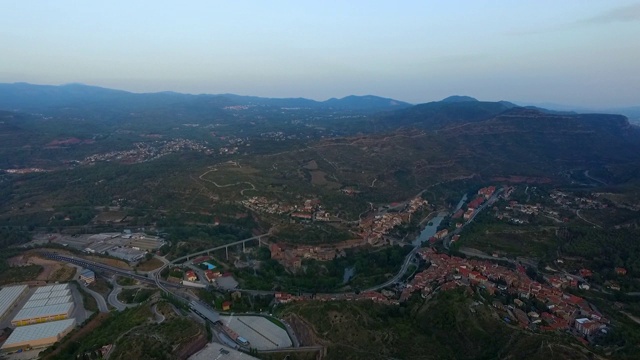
<box><xmin>12</xmin><ymin>284</ymin><xmax>75</xmax><ymax>327</ymax></box>
<box><xmin>1</xmin><ymin>283</ymin><xmax>78</xmax><ymax>353</ymax></box>
<box><xmin>1</xmin><ymin>319</ymin><xmax>76</xmax><ymax>352</ymax></box>
<box><xmin>46</xmin><ymin>231</ymin><xmax>166</xmax><ymax>263</ymax></box>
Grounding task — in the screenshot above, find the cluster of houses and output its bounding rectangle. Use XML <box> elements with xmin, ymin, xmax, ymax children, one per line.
<box><xmin>402</xmin><ymin>248</ymin><xmax>609</xmax><ymax>338</ymax></box>
<box><xmin>269</xmin><ymin>239</ymin><xmax>366</xmax><ymax>270</ymax></box>
<box><xmin>551</xmin><ymin>191</ymin><xmax>607</xmax><ymax>210</ymax></box>
<box><xmin>242</xmin><ymin>196</ymin><xmax>294</xmax><ymax>215</ymax></box>
<box><xmin>241</xmin><ymin>197</ymin><xmax>332</xmax><ymax>222</ymax></box>
<box><xmin>289</xmin><ymin>199</ymin><xmax>332</xmax><ymax>222</ymax></box>
<box><xmin>452</xmin><ymin>186</ymin><xmax>496</xmax><ymax>223</ymax></box>
<box><xmin>275</xmin><ymin>289</ymin><xmax>396</xmax><ymax>306</ymax></box>
<box><xmin>81</xmin><ymin>139</ymin><xmax>212</xmax><ymax>165</ymax></box>
<box><xmin>275</xmin><ymin>247</ymin><xmax>609</xmax><ymax>342</ymax></box>
<box><xmin>358</xmin><ymin>196</ymin><xmax>428</xmax><ymax>246</ymax></box>
<box><xmin>265</xmin><ymin>196</ymin><xmax>429</xmax><ymax>270</ymax></box>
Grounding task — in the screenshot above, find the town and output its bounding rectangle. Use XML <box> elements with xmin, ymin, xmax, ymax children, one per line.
<box><xmin>274</xmin><ymin>246</ymin><xmax>609</xmax><ymax>344</ymax></box>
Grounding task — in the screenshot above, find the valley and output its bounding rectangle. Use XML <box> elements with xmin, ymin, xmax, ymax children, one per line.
<box><xmin>1</xmin><ymin>84</ymin><xmax>640</xmax><ymax>359</ymax></box>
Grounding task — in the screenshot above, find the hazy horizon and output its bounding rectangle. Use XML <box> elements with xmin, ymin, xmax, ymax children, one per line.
<box><xmin>1</xmin><ymin>1</ymin><xmax>639</xmax><ymax>107</ymax></box>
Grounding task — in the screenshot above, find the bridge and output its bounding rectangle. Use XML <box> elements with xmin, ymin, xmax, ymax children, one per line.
<box><xmin>174</xmin><ymin>233</ymin><xmax>270</xmax><ymax>262</ymax></box>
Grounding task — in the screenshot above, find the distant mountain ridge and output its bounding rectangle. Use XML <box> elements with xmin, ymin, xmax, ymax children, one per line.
<box><xmin>376</xmin><ymin>96</ymin><xmax>636</xmax><ymax>134</ymax></box>
<box><xmin>0</xmin><ymin>82</ymin><xmax>412</xmax><ymax>112</ymax></box>
<box><xmin>440</xmin><ymin>95</ymin><xmax>478</xmax><ymax>103</ymax></box>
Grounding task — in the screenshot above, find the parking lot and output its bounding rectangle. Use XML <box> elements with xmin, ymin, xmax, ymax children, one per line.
<box><xmin>219</xmin><ymin>315</ymin><xmax>291</xmax><ymax>350</ymax></box>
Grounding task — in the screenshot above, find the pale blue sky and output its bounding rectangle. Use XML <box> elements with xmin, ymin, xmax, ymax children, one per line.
<box><xmin>1</xmin><ymin>1</ymin><xmax>639</xmax><ymax>107</ymax></box>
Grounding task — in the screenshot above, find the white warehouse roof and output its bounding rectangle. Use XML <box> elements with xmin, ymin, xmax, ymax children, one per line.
<box><xmin>23</xmin><ymin>295</ymin><xmax>73</xmax><ymax>309</ymax></box>
<box><xmin>48</xmin><ymin>289</ymin><xmax>70</xmax><ymax>299</ymax></box>
<box><xmin>23</xmin><ymin>299</ymin><xmax>49</xmax><ymax>309</ymax></box>
<box><xmin>46</xmin><ymin>295</ymin><xmax>73</xmax><ymax>306</ymax></box>
<box><xmin>0</xmin><ymin>285</ymin><xmax>28</xmax><ymax>319</ymax></box>
<box><xmin>33</xmin><ymin>285</ymin><xmax>55</xmax><ymax>294</ymax></box>
<box><xmin>30</xmin><ymin>292</ymin><xmax>53</xmax><ymax>301</ymax></box>
<box><xmin>1</xmin><ymin>318</ymin><xmax>76</xmax><ymax>349</ymax></box>
<box><xmin>50</xmin><ymin>284</ymin><xmax>69</xmax><ymax>292</ymax></box>
<box><xmin>13</xmin><ymin>302</ymin><xmax>74</xmax><ymax>323</ymax></box>
<box><xmin>33</xmin><ymin>283</ymin><xmax>69</xmax><ymax>294</ymax></box>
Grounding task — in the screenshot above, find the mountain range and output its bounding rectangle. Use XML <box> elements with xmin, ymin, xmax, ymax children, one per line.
<box><xmin>0</xmin><ymin>82</ymin><xmax>412</xmax><ymax>113</ymax></box>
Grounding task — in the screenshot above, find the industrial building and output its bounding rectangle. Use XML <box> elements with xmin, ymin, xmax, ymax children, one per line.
<box><xmin>1</xmin><ymin>318</ymin><xmax>76</xmax><ymax>352</ymax></box>
<box><xmin>0</xmin><ymin>285</ymin><xmax>29</xmax><ymax>321</ymax></box>
<box><xmin>80</xmin><ymin>269</ymin><xmax>95</xmax><ymax>284</ymax></box>
<box><xmin>22</xmin><ymin>295</ymin><xmax>72</xmax><ymax>308</ymax></box>
<box><xmin>34</xmin><ymin>284</ymin><xmax>69</xmax><ymax>294</ymax></box>
<box><xmin>189</xmin><ymin>301</ymin><xmax>220</xmax><ymax>323</ymax></box>
<box><xmin>11</xmin><ymin>283</ymin><xmax>75</xmax><ymax>327</ymax></box>
<box><xmin>107</xmin><ymin>247</ymin><xmax>146</xmax><ymax>262</ymax></box>
<box><xmin>11</xmin><ymin>303</ymin><xmax>74</xmax><ymax>326</ymax></box>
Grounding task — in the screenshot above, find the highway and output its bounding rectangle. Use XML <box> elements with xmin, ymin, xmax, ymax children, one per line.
<box><xmin>365</xmin><ymin>248</ymin><xmax>419</xmax><ymax>292</ymax></box>
<box><xmin>40</xmin><ymin>252</ymin><xmax>183</xmax><ymax>290</ymax></box>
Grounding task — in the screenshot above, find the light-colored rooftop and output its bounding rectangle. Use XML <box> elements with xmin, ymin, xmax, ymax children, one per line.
<box><xmin>80</xmin><ymin>269</ymin><xmax>95</xmax><ymax>277</ymax></box>
<box><xmin>22</xmin><ymin>299</ymin><xmax>49</xmax><ymax>309</ymax></box>
<box><xmin>13</xmin><ymin>302</ymin><xmax>74</xmax><ymax>323</ymax></box>
<box><xmin>30</xmin><ymin>292</ymin><xmax>52</xmax><ymax>301</ymax></box>
<box><xmin>50</xmin><ymin>284</ymin><xmax>69</xmax><ymax>292</ymax></box>
<box><xmin>48</xmin><ymin>289</ymin><xmax>70</xmax><ymax>299</ymax></box>
<box><xmin>1</xmin><ymin>319</ymin><xmax>76</xmax><ymax>349</ymax></box>
<box><xmin>46</xmin><ymin>295</ymin><xmax>72</xmax><ymax>306</ymax></box>
<box><xmin>0</xmin><ymin>285</ymin><xmax>28</xmax><ymax>319</ymax></box>
<box><xmin>33</xmin><ymin>283</ymin><xmax>69</xmax><ymax>294</ymax></box>
<box><xmin>34</xmin><ymin>285</ymin><xmax>55</xmax><ymax>294</ymax></box>
<box><xmin>26</xmin><ymin>288</ymin><xmax>70</xmax><ymax>303</ymax></box>
<box><xmin>24</xmin><ymin>295</ymin><xmax>73</xmax><ymax>309</ymax></box>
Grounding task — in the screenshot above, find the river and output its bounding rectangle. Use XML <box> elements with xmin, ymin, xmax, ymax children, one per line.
<box><xmin>412</xmin><ymin>193</ymin><xmax>467</xmax><ymax>247</ymax></box>
<box><xmin>453</xmin><ymin>193</ymin><xmax>468</xmax><ymax>212</ymax></box>
<box><xmin>413</xmin><ymin>214</ymin><xmax>445</xmax><ymax>246</ymax></box>
<box><xmin>342</xmin><ymin>266</ymin><xmax>355</xmax><ymax>284</ymax></box>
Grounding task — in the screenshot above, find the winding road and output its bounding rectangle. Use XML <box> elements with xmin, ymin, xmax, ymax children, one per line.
<box><xmin>198</xmin><ymin>168</ymin><xmax>257</xmax><ymax>195</ymax></box>
<box><xmin>83</xmin><ymin>285</ymin><xmax>109</xmax><ymax>313</ymax></box>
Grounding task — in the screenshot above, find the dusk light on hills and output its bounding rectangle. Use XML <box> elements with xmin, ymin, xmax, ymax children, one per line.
<box><xmin>1</xmin><ymin>0</ymin><xmax>639</xmax><ymax>107</ymax></box>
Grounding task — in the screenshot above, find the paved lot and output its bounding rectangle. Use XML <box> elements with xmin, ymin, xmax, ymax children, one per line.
<box><xmin>215</xmin><ymin>276</ymin><xmax>239</xmax><ymax>290</ymax></box>
<box><xmin>219</xmin><ymin>315</ymin><xmax>292</xmax><ymax>350</ymax></box>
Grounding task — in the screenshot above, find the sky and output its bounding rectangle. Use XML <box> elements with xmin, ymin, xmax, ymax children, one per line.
<box><xmin>1</xmin><ymin>1</ymin><xmax>639</xmax><ymax>107</ymax></box>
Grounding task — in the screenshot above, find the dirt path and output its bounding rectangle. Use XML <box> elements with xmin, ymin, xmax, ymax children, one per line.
<box><xmin>621</xmin><ymin>311</ymin><xmax>640</xmax><ymax>325</ymax></box>
<box><xmin>198</xmin><ymin>168</ymin><xmax>257</xmax><ymax>195</ymax></box>
<box><xmin>283</xmin><ymin>313</ymin><xmax>325</xmax><ymax>347</ymax></box>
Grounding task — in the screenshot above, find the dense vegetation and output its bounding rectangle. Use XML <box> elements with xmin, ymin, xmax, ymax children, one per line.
<box><xmin>282</xmin><ymin>289</ymin><xmax>597</xmax><ymax>360</ymax></box>
<box><xmin>237</xmin><ymin>245</ymin><xmax>412</xmax><ymax>292</ymax></box>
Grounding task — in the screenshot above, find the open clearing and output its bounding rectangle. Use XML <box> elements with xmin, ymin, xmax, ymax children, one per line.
<box><xmin>8</xmin><ymin>254</ymin><xmax>72</xmax><ymax>281</ymax></box>
<box><xmin>220</xmin><ymin>315</ymin><xmax>292</xmax><ymax>350</ymax></box>
<box><xmin>136</xmin><ymin>257</ymin><xmax>164</xmax><ymax>271</ymax></box>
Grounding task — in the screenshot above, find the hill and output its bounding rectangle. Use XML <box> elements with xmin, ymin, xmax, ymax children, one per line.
<box><xmin>281</xmin><ymin>289</ymin><xmax>598</xmax><ymax>360</ymax></box>
<box><xmin>375</xmin><ymin>99</ymin><xmax>517</xmax><ymax>130</ymax></box>
<box><xmin>441</xmin><ymin>95</ymin><xmax>478</xmax><ymax>103</ymax></box>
